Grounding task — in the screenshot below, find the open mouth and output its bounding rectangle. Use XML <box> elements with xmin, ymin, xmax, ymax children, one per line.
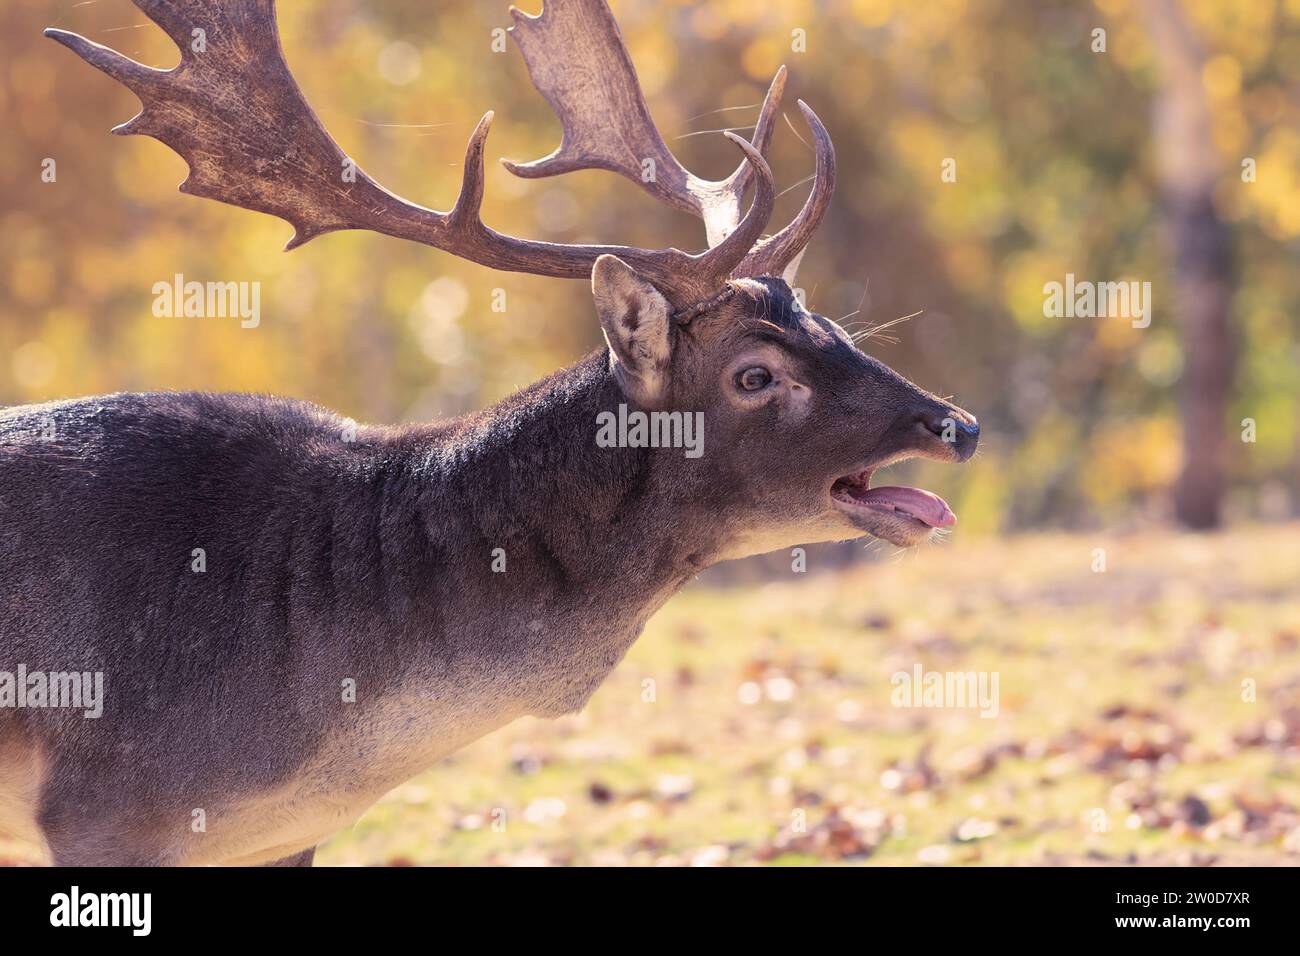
<box><xmin>830</xmin><ymin>466</ymin><xmax>956</xmax><ymax>532</ymax></box>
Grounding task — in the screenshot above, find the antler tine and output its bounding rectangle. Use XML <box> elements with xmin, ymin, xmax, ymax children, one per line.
<box><xmin>503</xmin><ymin>0</ymin><xmax>786</xmax><ymax>249</ymax></box>
<box><xmin>712</xmin><ymin>67</ymin><xmax>786</xmax><ymax>242</ymax></box>
<box><xmin>673</xmin><ymin>132</ymin><xmax>776</xmax><ymax>304</ymax></box>
<box><xmin>44</xmin><ymin>29</ymin><xmax>166</xmax><ymax>94</ymax></box>
<box><xmin>734</xmin><ymin>100</ymin><xmax>837</xmax><ymax>284</ymax></box>
<box><xmin>44</xmin><ymin>0</ymin><xmax>773</xmax><ymax>309</ymax></box>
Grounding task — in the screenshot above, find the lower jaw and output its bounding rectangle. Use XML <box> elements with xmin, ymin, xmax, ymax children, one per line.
<box><xmin>831</xmin><ymin>499</ymin><xmax>938</xmax><ymax>547</ymax></box>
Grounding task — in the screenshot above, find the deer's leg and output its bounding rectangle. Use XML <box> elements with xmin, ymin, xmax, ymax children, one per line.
<box><xmin>49</xmin><ymin>845</ymin><xmax>174</xmax><ymax>866</ymax></box>
<box><xmin>40</xmin><ymin>802</ymin><xmax>179</xmax><ymax>866</ymax></box>
<box><xmin>38</xmin><ymin>773</ymin><xmax>181</xmax><ymax>866</ymax></box>
<box><xmin>261</xmin><ymin>846</ymin><xmax>316</xmax><ymax>867</ymax></box>
<box><xmin>43</xmin><ymin>826</ymin><xmax>178</xmax><ymax>867</ymax></box>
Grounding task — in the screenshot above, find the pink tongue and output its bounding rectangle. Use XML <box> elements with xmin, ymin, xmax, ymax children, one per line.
<box><xmin>856</xmin><ymin>485</ymin><xmax>956</xmax><ymax>528</ymax></box>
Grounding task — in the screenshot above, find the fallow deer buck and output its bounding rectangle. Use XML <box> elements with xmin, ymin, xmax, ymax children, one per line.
<box><xmin>1</xmin><ymin>0</ymin><xmax>978</xmax><ymax>866</ymax></box>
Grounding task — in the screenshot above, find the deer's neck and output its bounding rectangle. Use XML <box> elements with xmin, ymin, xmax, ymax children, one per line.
<box><xmin>241</xmin><ymin>350</ymin><xmax>723</xmax><ymax>826</ymax></box>
<box><xmin>433</xmin><ymin>348</ymin><xmax>710</xmax><ymax>586</ymax></box>
<box><xmin>359</xmin><ymin>350</ymin><xmax>713</xmax><ymax>724</ymax></box>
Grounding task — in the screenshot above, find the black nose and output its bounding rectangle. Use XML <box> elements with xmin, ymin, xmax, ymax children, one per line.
<box><xmin>917</xmin><ymin>407</ymin><xmax>980</xmax><ymax>460</ymax></box>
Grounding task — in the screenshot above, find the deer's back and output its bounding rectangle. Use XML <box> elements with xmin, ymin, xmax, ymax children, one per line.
<box><xmin>1</xmin><ymin>390</ymin><xmax>350</xmax><ymax>666</ymax></box>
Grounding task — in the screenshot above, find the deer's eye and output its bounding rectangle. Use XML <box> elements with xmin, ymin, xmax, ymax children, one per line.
<box><xmin>736</xmin><ymin>366</ymin><xmax>772</xmax><ymax>391</ymax></box>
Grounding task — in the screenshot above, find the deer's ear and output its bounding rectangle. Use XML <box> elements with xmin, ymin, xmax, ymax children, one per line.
<box><xmin>592</xmin><ymin>254</ymin><xmax>673</xmax><ymax>405</ymax></box>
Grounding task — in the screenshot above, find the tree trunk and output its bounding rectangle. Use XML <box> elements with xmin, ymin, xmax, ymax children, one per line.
<box><xmin>1140</xmin><ymin>0</ymin><xmax>1235</xmax><ymax>529</ymax></box>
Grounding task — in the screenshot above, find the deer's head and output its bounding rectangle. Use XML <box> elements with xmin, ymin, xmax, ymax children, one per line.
<box><xmin>48</xmin><ymin>0</ymin><xmax>977</xmax><ymax>554</ymax></box>
<box><xmin>594</xmin><ymin>260</ymin><xmax>978</xmax><ymax>555</ymax></box>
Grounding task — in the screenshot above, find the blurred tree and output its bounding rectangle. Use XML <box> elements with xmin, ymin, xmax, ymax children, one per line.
<box><xmin>1141</xmin><ymin>0</ymin><xmax>1234</xmax><ymax>529</ymax></box>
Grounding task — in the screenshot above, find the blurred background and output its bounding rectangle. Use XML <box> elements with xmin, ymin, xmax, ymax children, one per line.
<box><xmin>1</xmin><ymin>0</ymin><xmax>1298</xmax><ymax>866</ymax></box>
<box><xmin>5</xmin><ymin>0</ymin><xmax>1300</xmax><ymax>535</ymax></box>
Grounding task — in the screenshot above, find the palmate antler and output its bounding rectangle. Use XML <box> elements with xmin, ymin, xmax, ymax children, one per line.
<box><xmin>505</xmin><ymin>0</ymin><xmax>835</xmax><ymax>283</ymax></box>
<box><xmin>45</xmin><ymin>0</ymin><xmax>834</xmax><ymax>310</ymax></box>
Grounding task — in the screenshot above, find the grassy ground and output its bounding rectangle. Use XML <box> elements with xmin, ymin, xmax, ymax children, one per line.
<box><xmin>4</xmin><ymin>525</ymin><xmax>1296</xmax><ymax>866</ymax></box>
<box><xmin>319</xmin><ymin>523</ymin><xmax>1300</xmax><ymax>866</ymax></box>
